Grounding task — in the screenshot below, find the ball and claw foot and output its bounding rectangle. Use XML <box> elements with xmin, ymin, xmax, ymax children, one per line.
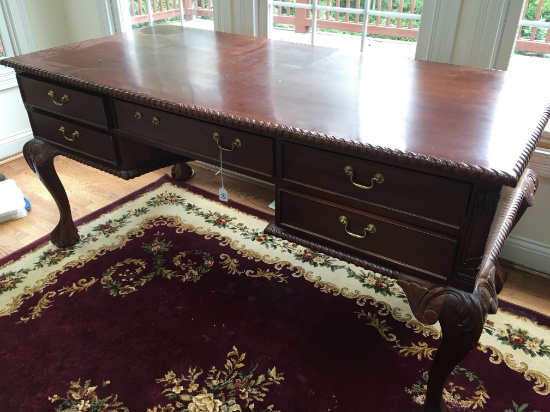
<box><xmin>50</xmin><ymin>221</ymin><xmax>80</xmax><ymax>248</ymax></box>
<box><xmin>171</xmin><ymin>162</ymin><xmax>195</xmax><ymax>181</ymax></box>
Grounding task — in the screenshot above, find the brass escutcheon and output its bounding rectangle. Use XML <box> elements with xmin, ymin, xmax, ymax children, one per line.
<box><xmin>344</xmin><ymin>166</ymin><xmax>384</xmax><ymax>190</ymax></box>
<box><xmin>59</xmin><ymin>126</ymin><xmax>79</xmax><ymax>142</ymax></box>
<box><xmin>213</xmin><ymin>132</ymin><xmax>241</xmax><ymax>151</ymax></box>
<box><xmin>339</xmin><ymin>215</ymin><xmax>376</xmax><ymax>238</ymax></box>
<box><xmin>48</xmin><ymin>90</ymin><xmax>69</xmax><ymax>106</ymax></box>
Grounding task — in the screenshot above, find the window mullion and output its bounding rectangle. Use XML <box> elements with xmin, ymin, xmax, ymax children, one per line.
<box><xmin>1</xmin><ymin>0</ymin><xmax>35</xmax><ymax>55</ymax></box>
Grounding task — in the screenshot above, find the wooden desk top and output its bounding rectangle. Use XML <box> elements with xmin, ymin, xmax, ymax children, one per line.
<box><xmin>4</xmin><ymin>28</ymin><xmax>550</xmax><ymax>186</ymax></box>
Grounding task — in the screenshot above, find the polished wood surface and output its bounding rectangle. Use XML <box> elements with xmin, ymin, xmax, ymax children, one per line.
<box><xmin>5</xmin><ymin>28</ymin><xmax>550</xmax><ymax>184</ymax></box>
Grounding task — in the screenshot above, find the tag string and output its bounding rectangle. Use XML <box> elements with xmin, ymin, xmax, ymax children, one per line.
<box><xmin>219</xmin><ymin>147</ymin><xmax>224</xmax><ymax>189</ymax></box>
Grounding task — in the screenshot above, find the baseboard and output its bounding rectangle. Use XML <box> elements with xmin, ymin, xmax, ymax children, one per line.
<box><xmin>500</xmin><ymin>235</ymin><xmax>550</xmax><ymax>278</ymax></box>
<box><xmin>500</xmin><ymin>258</ymin><xmax>550</xmax><ymax>281</ymax></box>
<box><xmin>0</xmin><ymin>129</ymin><xmax>33</xmax><ymax>159</ymax></box>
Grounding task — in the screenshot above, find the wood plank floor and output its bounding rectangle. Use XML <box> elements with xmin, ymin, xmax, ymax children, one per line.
<box><xmin>1</xmin><ymin>156</ymin><xmax>549</xmax><ymax>317</ymax></box>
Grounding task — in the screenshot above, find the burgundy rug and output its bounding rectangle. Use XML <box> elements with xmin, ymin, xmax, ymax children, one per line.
<box><xmin>1</xmin><ymin>176</ymin><xmax>549</xmax><ymax>412</ymax></box>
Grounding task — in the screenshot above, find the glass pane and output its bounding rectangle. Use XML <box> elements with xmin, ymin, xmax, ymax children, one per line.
<box><xmin>128</xmin><ymin>0</ymin><xmax>214</xmax><ymax>31</ymax></box>
<box><xmin>270</xmin><ymin>0</ymin><xmax>420</xmax><ymax>56</ymax></box>
<box><xmin>514</xmin><ymin>0</ymin><xmax>550</xmax><ymax>59</ymax></box>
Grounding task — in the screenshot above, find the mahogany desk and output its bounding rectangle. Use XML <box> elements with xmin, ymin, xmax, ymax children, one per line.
<box><xmin>2</xmin><ymin>28</ymin><xmax>549</xmax><ymax>412</ymax></box>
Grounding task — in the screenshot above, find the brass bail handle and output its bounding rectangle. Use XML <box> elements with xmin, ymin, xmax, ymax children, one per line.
<box><xmin>59</xmin><ymin>126</ymin><xmax>79</xmax><ymax>142</ymax></box>
<box><xmin>339</xmin><ymin>215</ymin><xmax>376</xmax><ymax>239</ymax></box>
<box><xmin>48</xmin><ymin>90</ymin><xmax>69</xmax><ymax>106</ymax></box>
<box><xmin>213</xmin><ymin>132</ymin><xmax>241</xmax><ymax>152</ymax></box>
<box><xmin>344</xmin><ymin>166</ymin><xmax>384</xmax><ymax>190</ymax></box>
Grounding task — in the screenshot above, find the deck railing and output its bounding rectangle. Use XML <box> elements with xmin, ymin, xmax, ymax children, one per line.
<box><xmin>272</xmin><ymin>0</ymin><xmax>421</xmax><ymax>40</ymax></box>
<box><xmin>129</xmin><ymin>0</ymin><xmax>213</xmax><ymax>26</ymax></box>
<box><xmin>517</xmin><ymin>0</ymin><xmax>550</xmax><ymax>54</ymax></box>
<box><xmin>128</xmin><ymin>0</ymin><xmax>550</xmax><ymax>55</ymax></box>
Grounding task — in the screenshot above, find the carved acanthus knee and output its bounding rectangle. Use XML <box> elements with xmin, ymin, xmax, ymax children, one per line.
<box><xmin>398</xmin><ymin>267</ymin><xmax>498</xmax><ymax>412</ymax></box>
<box><xmin>23</xmin><ymin>139</ymin><xmax>60</xmax><ymax>176</ymax></box>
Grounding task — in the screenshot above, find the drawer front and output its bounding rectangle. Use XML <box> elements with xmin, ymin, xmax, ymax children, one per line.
<box><xmin>279</xmin><ymin>190</ymin><xmax>458</xmax><ymax>279</ymax></box>
<box><xmin>282</xmin><ymin>143</ymin><xmax>471</xmax><ymax>226</ymax></box>
<box><xmin>19</xmin><ymin>76</ymin><xmax>108</xmax><ymax>127</ymax></box>
<box><xmin>29</xmin><ymin>112</ymin><xmax>117</xmax><ymax>164</ymax></box>
<box><xmin>113</xmin><ymin>100</ymin><xmax>274</xmax><ymax>177</ymax></box>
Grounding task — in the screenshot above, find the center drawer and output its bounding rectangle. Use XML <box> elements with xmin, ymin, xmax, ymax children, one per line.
<box><xmin>113</xmin><ymin>100</ymin><xmax>274</xmax><ymax>178</ymax></box>
<box><xmin>278</xmin><ymin>190</ymin><xmax>458</xmax><ymax>280</ymax></box>
<box><xmin>282</xmin><ymin>143</ymin><xmax>471</xmax><ymax>227</ymax></box>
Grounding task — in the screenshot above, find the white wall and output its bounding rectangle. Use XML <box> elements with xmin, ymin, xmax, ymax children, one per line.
<box><xmin>501</xmin><ymin>172</ymin><xmax>550</xmax><ymax>272</ymax></box>
<box><xmin>63</xmin><ymin>0</ymin><xmax>104</xmax><ymax>43</ymax></box>
<box><xmin>0</xmin><ymin>85</ymin><xmax>30</xmax><ymax>159</ymax></box>
<box><xmin>23</xmin><ymin>0</ymin><xmax>70</xmax><ymax>50</ymax></box>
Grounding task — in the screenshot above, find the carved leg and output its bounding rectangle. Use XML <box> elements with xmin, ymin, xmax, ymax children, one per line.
<box><xmin>171</xmin><ymin>161</ymin><xmax>194</xmax><ymax>181</ymax></box>
<box><xmin>23</xmin><ymin>139</ymin><xmax>79</xmax><ymax>248</ymax></box>
<box><xmin>398</xmin><ymin>267</ymin><xmax>498</xmax><ymax>412</ymax></box>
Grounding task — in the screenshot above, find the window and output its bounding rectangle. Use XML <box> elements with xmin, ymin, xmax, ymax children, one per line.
<box><xmin>513</xmin><ymin>0</ymin><xmax>550</xmax><ymax>143</ymax></box>
<box><xmin>515</xmin><ymin>0</ymin><xmax>550</xmax><ymax>59</ymax></box>
<box><xmin>0</xmin><ymin>5</ymin><xmax>14</xmax><ymax>59</ymax></box>
<box><xmin>0</xmin><ymin>4</ymin><xmax>16</xmax><ymax>90</ymax></box>
<box><xmin>122</xmin><ymin>0</ymin><xmax>214</xmax><ymax>31</ymax></box>
<box><xmin>268</xmin><ymin>0</ymin><xmax>421</xmax><ymax>57</ymax></box>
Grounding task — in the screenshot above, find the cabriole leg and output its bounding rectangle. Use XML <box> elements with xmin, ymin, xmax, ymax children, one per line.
<box><xmin>23</xmin><ymin>139</ymin><xmax>79</xmax><ymax>248</ymax></box>
<box><xmin>398</xmin><ymin>267</ymin><xmax>498</xmax><ymax>412</ymax></box>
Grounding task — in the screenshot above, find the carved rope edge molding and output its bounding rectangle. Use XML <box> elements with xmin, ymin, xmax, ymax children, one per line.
<box><xmin>4</xmin><ymin>60</ymin><xmax>550</xmax><ymax>187</ymax></box>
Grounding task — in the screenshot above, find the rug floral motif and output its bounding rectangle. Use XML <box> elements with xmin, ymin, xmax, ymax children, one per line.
<box><xmin>1</xmin><ymin>177</ymin><xmax>549</xmax><ymax>411</ymax></box>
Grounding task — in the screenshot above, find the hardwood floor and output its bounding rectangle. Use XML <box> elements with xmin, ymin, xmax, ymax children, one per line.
<box><xmin>1</xmin><ymin>155</ymin><xmax>549</xmax><ymax>317</ymax></box>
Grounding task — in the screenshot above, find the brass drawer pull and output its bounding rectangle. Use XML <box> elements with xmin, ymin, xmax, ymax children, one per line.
<box><xmin>134</xmin><ymin>111</ymin><xmax>142</xmax><ymax>120</ymax></box>
<box><xmin>152</xmin><ymin>116</ymin><xmax>160</xmax><ymax>125</ymax></box>
<box><xmin>59</xmin><ymin>126</ymin><xmax>79</xmax><ymax>142</ymax></box>
<box><xmin>344</xmin><ymin>166</ymin><xmax>384</xmax><ymax>190</ymax></box>
<box><xmin>213</xmin><ymin>132</ymin><xmax>241</xmax><ymax>151</ymax></box>
<box><xmin>48</xmin><ymin>90</ymin><xmax>69</xmax><ymax>106</ymax></box>
<box><xmin>339</xmin><ymin>215</ymin><xmax>376</xmax><ymax>238</ymax></box>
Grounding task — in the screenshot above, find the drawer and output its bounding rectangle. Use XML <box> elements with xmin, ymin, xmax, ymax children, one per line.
<box><xmin>278</xmin><ymin>190</ymin><xmax>458</xmax><ymax>279</ymax></box>
<box><xmin>113</xmin><ymin>100</ymin><xmax>274</xmax><ymax>178</ymax></box>
<box><xmin>282</xmin><ymin>143</ymin><xmax>471</xmax><ymax>227</ymax></box>
<box><xmin>18</xmin><ymin>76</ymin><xmax>108</xmax><ymax>127</ymax></box>
<box><xmin>28</xmin><ymin>112</ymin><xmax>117</xmax><ymax>165</ymax></box>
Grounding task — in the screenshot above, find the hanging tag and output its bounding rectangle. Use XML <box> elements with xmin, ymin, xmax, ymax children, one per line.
<box><xmin>218</xmin><ymin>145</ymin><xmax>228</xmax><ymax>202</ymax></box>
<box><xmin>219</xmin><ymin>187</ymin><xmax>228</xmax><ymax>202</ymax></box>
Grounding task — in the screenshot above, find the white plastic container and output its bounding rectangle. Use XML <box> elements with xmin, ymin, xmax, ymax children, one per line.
<box><xmin>0</xmin><ymin>179</ymin><xmax>27</xmax><ymax>223</ymax></box>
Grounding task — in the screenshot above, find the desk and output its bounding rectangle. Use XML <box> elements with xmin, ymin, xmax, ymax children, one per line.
<box><xmin>2</xmin><ymin>28</ymin><xmax>549</xmax><ymax>412</ymax></box>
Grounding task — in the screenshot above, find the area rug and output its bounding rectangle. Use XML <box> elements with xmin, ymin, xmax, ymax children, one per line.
<box><xmin>1</xmin><ymin>176</ymin><xmax>549</xmax><ymax>412</ymax></box>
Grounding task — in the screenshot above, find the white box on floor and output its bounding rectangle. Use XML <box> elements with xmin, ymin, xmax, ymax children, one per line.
<box><xmin>0</xmin><ymin>179</ymin><xmax>27</xmax><ymax>223</ymax></box>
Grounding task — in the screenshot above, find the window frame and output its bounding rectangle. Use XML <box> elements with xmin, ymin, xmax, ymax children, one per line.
<box><xmin>0</xmin><ymin>0</ymin><xmax>34</xmax><ymax>91</ymax></box>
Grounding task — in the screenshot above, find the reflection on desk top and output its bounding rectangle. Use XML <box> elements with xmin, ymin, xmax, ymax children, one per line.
<box><xmin>3</xmin><ymin>28</ymin><xmax>550</xmax><ymax>186</ymax></box>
